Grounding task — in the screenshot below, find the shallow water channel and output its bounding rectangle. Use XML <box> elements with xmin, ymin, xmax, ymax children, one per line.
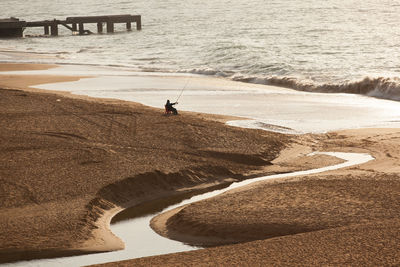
<box><xmin>6</xmin><ymin>152</ymin><xmax>374</xmax><ymax>267</ymax></box>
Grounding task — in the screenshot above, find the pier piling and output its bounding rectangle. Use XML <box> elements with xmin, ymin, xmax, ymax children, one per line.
<box><xmin>97</xmin><ymin>22</ymin><xmax>103</xmax><ymax>33</ymax></box>
<box><xmin>78</xmin><ymin>23</ymin><xmax>84</xmax><ymax>35</ymax></box>
<box><xmin>136</xmin><ymin>17</ymin><xmax>142</xmax><ymax>30</ymax></box>
<box><xmin>50</xmin><ymin>21</ymin><xmax>58</xmax><ymax>36</ymax></box>
<box><xmin>106</xmin><ymin>22</ymin><xmax>114</xmax><ymax>33</ymax></box>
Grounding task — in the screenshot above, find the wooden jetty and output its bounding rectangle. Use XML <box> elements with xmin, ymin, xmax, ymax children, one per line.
<box><xmin>0</xmin><ymin>14</ymin><xmax>141</xmax><ymax>38</ymax></box>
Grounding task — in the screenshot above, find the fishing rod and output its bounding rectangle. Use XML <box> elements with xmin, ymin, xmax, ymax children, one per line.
<box><xmin>175</xmin><ymin>76</ymin><xmax>190</xmax><ymax>103</ymax></box>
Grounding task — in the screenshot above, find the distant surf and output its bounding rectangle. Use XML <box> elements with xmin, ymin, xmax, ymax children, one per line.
<box><xmin>231</xmin><ymin>75</ymin><xmax>400</xmax><ymax>101</ymax></box>
<box><xmin>179</xmin><ymin>68</ymin><xmax>400</xmax><ymax>102</ymax></box>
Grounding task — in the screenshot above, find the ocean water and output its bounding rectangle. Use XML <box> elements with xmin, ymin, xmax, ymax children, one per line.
<box><xmin>1</xmin><ymin>0</ymin><xmax>400</xmax><ymax>99</ymax></box>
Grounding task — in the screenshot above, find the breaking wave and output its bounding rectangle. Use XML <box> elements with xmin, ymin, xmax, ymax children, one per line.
<box><xmin>181</xmin><ymin>68</ymin><xmax>400</xmax><ymax>101</ymax></box>
<box><xmin>231</xmin><ymin>75</ymin><xmax>400</xmax><ymax>101</ymax></box>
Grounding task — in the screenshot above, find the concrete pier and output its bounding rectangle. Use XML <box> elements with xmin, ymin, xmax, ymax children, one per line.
<box><xmin>0</xmin><ymin>14</ymin><xmax>141</xmax><ymax>38</ymax></box>
<box><xmin>65</xmin><ymin>14</ymin><xmax>141</xmax><ymax>35</ymax></box>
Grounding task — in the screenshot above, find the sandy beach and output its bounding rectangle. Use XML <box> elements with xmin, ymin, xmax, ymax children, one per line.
<box><xmin>1</xmin><ymin>63</ymin><xmax>400</xmax><ymax>266</ymax></box>
<box><xmin>0</xmin><ymin>63</ymin><xmax>293</xmax><ymax>263</ymax></box>
<box><xmin>3</xmin><ymin>0</ymin><xmax>400</xmax><ymax>265</ymax></box>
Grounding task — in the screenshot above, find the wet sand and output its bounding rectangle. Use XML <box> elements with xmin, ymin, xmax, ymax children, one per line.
<box><xmin>0</xmin><ymin>63</ymin><xmax>291</xmax><ymax>263</ymax></box>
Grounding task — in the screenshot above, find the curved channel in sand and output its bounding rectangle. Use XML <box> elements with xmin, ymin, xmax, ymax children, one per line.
<box><xmin>148</xmin><ymin>152</ymin><xmax>375</xmax><ymax>243</ymax></box>
<box><xmin>105</xmin><ymin>152</ymin><xmax>376</xmax><ymax>264</ymax></box>
<box><xmin>6</xmin><ymin>152</ymin><xmax>373</xmax><ymax>267</ymax></box>
<box><xmin>99</xmin><ymin>152</ymin><xmax>374</xmax><ymax>266</ymax></box>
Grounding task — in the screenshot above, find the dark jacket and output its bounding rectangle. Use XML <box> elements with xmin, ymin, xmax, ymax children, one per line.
<box><xmin>165</xmin><ymin>100</ymin><xmax>177</xmax><ymax>111</ymax></box>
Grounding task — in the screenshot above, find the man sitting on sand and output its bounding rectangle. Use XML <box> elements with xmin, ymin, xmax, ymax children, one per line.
<box><xmin>165</xmin><ymin>99</ymin><xmax>178</xmax><ymax>115</ymax></box>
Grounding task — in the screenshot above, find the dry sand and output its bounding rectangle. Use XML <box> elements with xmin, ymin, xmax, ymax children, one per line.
<box><xmin>0</xmin><ymin>63</ymin><xmax>57</xmax><ymax>72</ymax></box>
<box><xmin>0</xmin><ymin>63</ymin><xmax>294</xmax><ymax>263</ymax></box>
<box><xmin>0</xmin><ymin>63</ymin><xmax>88</xmax><ymax>92</ymax></box>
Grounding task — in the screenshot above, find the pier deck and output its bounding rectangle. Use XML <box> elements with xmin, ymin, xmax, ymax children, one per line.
<box><xmin>0</xmin><ymin>14</ymin><xmax>141</xmax><ymax>37</ymax></box>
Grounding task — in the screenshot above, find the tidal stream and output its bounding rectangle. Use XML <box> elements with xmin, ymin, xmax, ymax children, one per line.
<box><xmin>6</xmin><ymin>151</ymin><xmax>374</xmax><ymax>267</ymax></box>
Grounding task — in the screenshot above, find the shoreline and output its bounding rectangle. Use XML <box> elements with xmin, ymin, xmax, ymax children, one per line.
<box><xmin>0</xmin><ymin>63</ymin><xmax>243</xmax><ymax>124</ymax></box>
<box><xmin>2</xmin><ymin>51</ymin><xmax>400</xmax><ymax>104</ymax></box>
